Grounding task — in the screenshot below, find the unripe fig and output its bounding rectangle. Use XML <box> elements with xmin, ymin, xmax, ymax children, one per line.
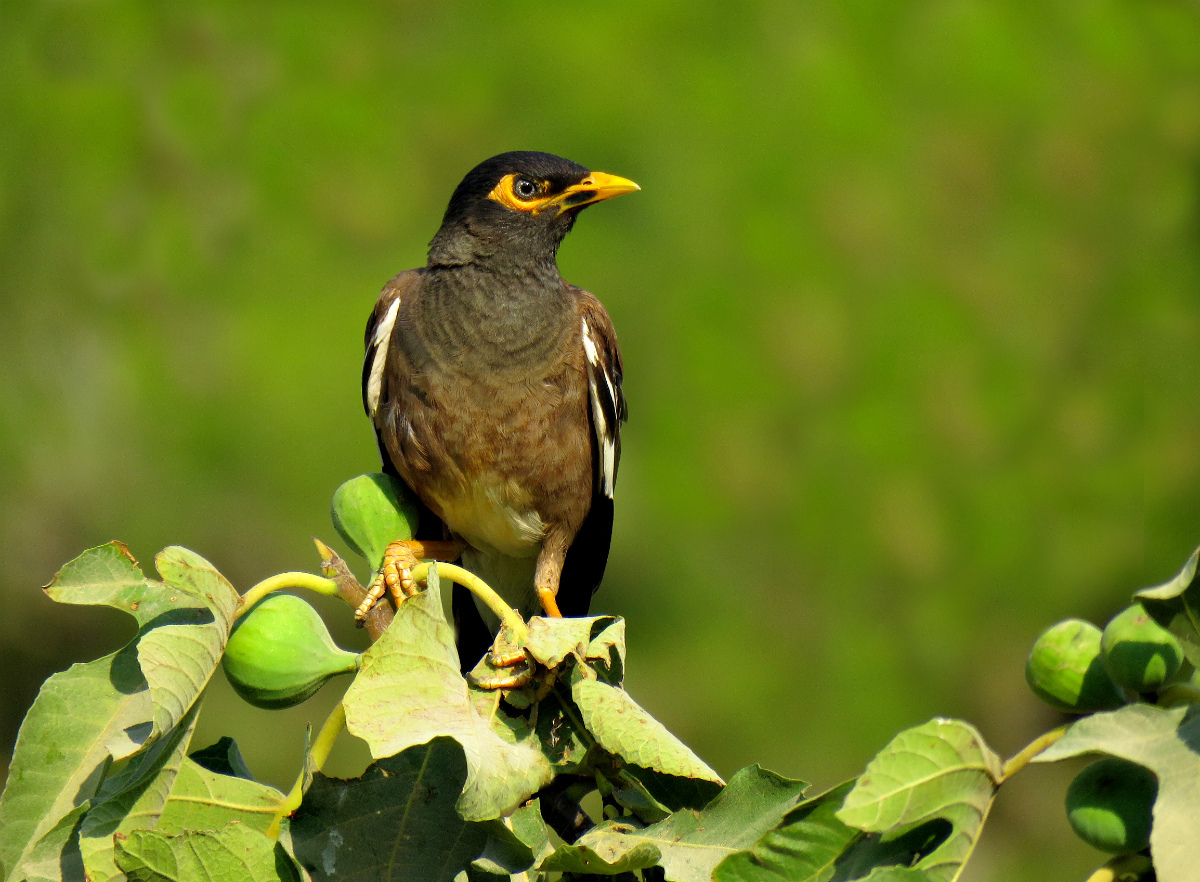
<box><xmin>223</xmin><ymin>593</ymin><xmax>360</xmax><ymax>709</ymax></box>
<box><xmin>331</xmin><ymin>472</ymin><xmax>418</xmax><ymax>571</ymax></box>
<box><xmin>1101</xmin><ymin>603</ymin><xmax>1185</xmax><ymax>693</ymax></box>
<box><xmin>1066</xmin><ymin>758</ymin><xmax>1156</xmax><ymax>854</ymax></box>
<box><xmin>1025</xmin><ymin>619</ymin><xmax>1125</xmax><ymax>713</ymax></box>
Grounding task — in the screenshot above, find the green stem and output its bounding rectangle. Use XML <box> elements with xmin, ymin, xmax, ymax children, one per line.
<box><xmin>268</xmin><ymin>702</ymin><xmax>347</xmax><ymax>839</ymax></box>
<box><xmin>1157</xmin><ymin>682</ymin><xmax>1200</xmax><ymax>707</ymax></box>
<box><xmin>1084</xmin><ymin>853</ymin><xmax>1152</xmax><ymax>882</ymax></box>
<box><xmin>1000</xmin><ymin>724</ymin><xmax>1069</xmax><ymax>782</ymax></box>
<box><xmin>410</xmin><ymin>562</ymin><xmax>528</xmax><ymax>642</ymax></box>
<box><xmin>236</xmin><ymin>572</ymin><xmax>340</xmax><ymax>621</ymax></box>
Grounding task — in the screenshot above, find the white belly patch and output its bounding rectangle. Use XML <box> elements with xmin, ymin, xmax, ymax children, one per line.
<box><xmin>434</xmin><ymin>479</ymin><xmax>545</xmax><ymax>558</ymax></box>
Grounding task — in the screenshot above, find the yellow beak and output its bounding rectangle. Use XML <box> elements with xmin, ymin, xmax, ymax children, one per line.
<box><xmin>545</xmin><ymin>171</ymin><xmax>641</xmax><ymax>213</ymax></box>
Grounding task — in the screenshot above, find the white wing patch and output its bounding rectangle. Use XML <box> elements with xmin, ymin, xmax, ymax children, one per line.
<box><xmin>582</xmin><ymin>317</ymin><xmax>618</xmax><ymax>498</ymax></box>
<box><xmin>365</xmin><ymin>297</ymin><xmax>400</xmax><ymax>417</ymax></box>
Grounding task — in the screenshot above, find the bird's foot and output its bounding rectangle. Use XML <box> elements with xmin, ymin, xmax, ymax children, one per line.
<box><xmin>468</xmin><ymin>623</ymin><xmax>551</xmax><ymax>695</ymax></box>
<box><xmin>354</xmin><ymin>538</ymin><xmax>465</xmax><ymax>624</ymax></box>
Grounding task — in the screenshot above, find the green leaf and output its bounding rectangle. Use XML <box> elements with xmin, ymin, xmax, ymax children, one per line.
<box><xmin>836</xmin><ymin>718</ymin><xmax>1001</xmax><ymax>882</ymax></box>
<box><xmin>523</xmin><ymin>615</ymin><xmax>619</xmax><ymax>670</ymax></box>
<box><xmin>472</xmin><ymin>800</ymin><xmax>553</xmax><ymax>877</ymax></box>
<box><xmin>618</xmin><ymin>764</ymin><xmax>724</xmax><ymax>814</ymax></box>
<box><xmin>341</xmin><ymin>573</ymin><xmax>552</xmax><ymax>820</ymax></box>
<box><xmin>714</xmin><ymin>782</ymin><xmax>859</xmax><ymax>882</ymax></box>
<box><xmin>857</xmin><ymin>870</ymin><xmax>940</xmax><ymax>882</ymax></box>
<box><xmin>585</xmin><ymin>617</ymin><xmax>627</xmax><ymax>683</ymax></box>
<box><xmin>542</xmin><ymin>839</ymin><xmax>662</xmax><ymax>876</ymax></box>
<box><xmin>1135</xmin><ymin>546</ymin><xmax>1200</xmax><ymax>669</ymax></box>
<box><xmin>0</xmin><ymin>646</ymin><xmax>152</xmax><ymax>880</ymax></box>
<box><xmin>141</xmin><ymin>547</ymin><xmax>241</xmax><ymax>737</ymax></box>
<box><xmin>290</xmin><ymin>737</ymin><xmax>487</xmax><ymax>882</ymax></box>
<box><xmin>1034</xmin><ymin>704</ymin><xmax>1200</xmax><ymax>882</ymax></box>
<box><xmin>713</xmin><ymin>779</ymin><xmax>950</xmax><ymax>882</ymax></box>
<box><xmin>114</xmin><ymin>823</ymin><xmax>301</xmax><ymax>882</ymax></box>
<box><xmin>157</xmin><ymin>758</ymin><xmax>284</xmax><ymax>835</ymax></box>
<box><xmin>45</xmin><ymin>544</ymin><xmax>240</xmax><ymax>741</ymax></box>
<box><xmin>544</xmin><ymin>765</ymin><xmax>808</xmax><ymax>882</ymax></box>
<box><xmin>8</xmin><ymin>805</ymin><xmax>89</xmax><ymax>882</ymax></box>
<box><xmin>1</xmin><ymin>544</ymin><xmax>244</xmax><ymax>881</ymax></box>
<box><xmin>532</xmin><ymin>690</ymin><xmax>591</xmax><ymax>772</ymax></box>
<box><xmin>570</xmin><ymin>668</ymin><xmax>723</xmax><ymax>785</ymax></box>
<box><xmin>78</xmin><ymin>703</ymin><xmax>202</xmax><ymax>882</ymax></box>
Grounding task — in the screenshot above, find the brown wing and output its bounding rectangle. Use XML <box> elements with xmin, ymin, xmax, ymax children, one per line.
<box><xmin>362</xmin><ymin>270</ymin><xmax>420</xmax><ymax>421</ymax></box>
<box><xmin>557</xmin><ymin>287</ymin><xmax>628</xmax><ymax>616</ymax></box>
<box><xmin>576</xmin><ymin>288</ymin><xmax>627</xmax><ymax>497</ymax></box>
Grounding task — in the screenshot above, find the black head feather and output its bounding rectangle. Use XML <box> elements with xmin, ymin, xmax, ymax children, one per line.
<box><xmin>428</xmin><ymin>152</ymin><xmax>591</xmax><ymax>268</ymax></box>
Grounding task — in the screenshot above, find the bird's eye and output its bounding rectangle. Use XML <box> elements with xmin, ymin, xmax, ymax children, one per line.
<box><xmin>513</xmin><ymin>177</ymin><xmax>538</xmax><ymax>200</ymax></box>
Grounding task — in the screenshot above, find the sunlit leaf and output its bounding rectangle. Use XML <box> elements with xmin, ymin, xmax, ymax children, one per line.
<box><xmin>544</xmin><ymin>765</ymin><xmax>807</xmax><ymax>881</ymax></box>
<box><xmin>570</xmin><ymin>667</ymin><xmax>722</xmax><ymax>785</ymax></box>
<box><xmin>0</xmin><ymin>645</ymin><xmax>152</xmax><ymax>880</ymax></box>
<box><xmin>114</xmin><ymin>822</ymin><xmax>301</xmax><ymax>882</ymax></box>
<box><xmin>714</xmin><ymin>782</ymin><xmax>859</xmax><ymax>882</ymax></box>
<box><xmin>342</xmin><ymin>569</ymin><xmax>552</xmax><ymax>820</ymax></box>
<box><xmin>523</xmin><ymin>615</ymin><xmax>618</xmax><ymax>670</ymax></box>
<box><xmin>836</xmin><ymin>718</ymin><xmax>1001</xmax><ymax>882</ymax></box>
<box><xmin>1034</xmin><ymin>704</ymin><xmax>1200</xmax><ymax>882</ymax></box>
<box><xmin>78</xmin><ymin>704</ymin><xmax>202</xmax><ymax>882</ymax></box>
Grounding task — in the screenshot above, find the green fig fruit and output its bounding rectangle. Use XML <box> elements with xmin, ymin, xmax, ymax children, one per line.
<box><xmin>331</xmin><ymin>472</ymin><xmax>418</xmax><ymax>571</ymax></box>
<box><xmin>1025</xmin><ymin>619</ymin><xmax>1125</xmax><ymax>713</ymax></box>
<box><xmin>1066</xmin><ymin>757</ymin><xmax>1157</xmax><ymax>854</ymax></box>
<box><xmin>1101</xmin><ymin>603</ymin><xmax>1185</xmax><ymax>694</ymax></box>
<box><xmin>223</xmin><ymin>593</ymin><xmax>360</xmax><ymax>709</ymax></box>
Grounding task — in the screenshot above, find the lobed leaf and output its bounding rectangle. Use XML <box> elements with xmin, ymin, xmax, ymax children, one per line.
<box><xmin>1034</xmin><ymin>703</ymin><xmax>1200</xmax><ymax>882</ymax></box>
<box><xmin>289</xmin><ymin>738</ymin><xmax>487</xmax><ymax>882</ymax></box>
<box><xmin>1135</xmin><ymin>546</ymin><xmax>1200</xmax><ymax>669</ymax></box>
<box><xmin>544</xmin><ymin>765</ymin><xmax>807</xmax><ymax>882</ymax></box>
<box><xmin>1</xmin><ymin>544</ymin><xmax>244</xmax><ymax>881</ymax></box>
<box><xmin>836</xmin><ymin>718</ymin><xmax>1001</xmax><ymax>882</ymax></box>
<box><xmin>342</xmin><ymin>568</ymin><xmax>553</xmax><ymax>820</ymax></box>
<box><xmin>0</xmin><ymin>647</ymin><xmax>152</xmax><ymax>880</ymax></box>
<box><xmin>140</xmin><ymin>548</ymin><xmax>240</xmax><ymax>737</ymax></box>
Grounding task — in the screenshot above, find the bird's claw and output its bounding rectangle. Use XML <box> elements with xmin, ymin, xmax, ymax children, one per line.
<box><xmin>355</xmin><ymin>540</ymin><xmax>423</xmax><ymax>623</ymax></box>
<box><xmin>468</xmin><ymin>624</ymin><xmax>553</xmax><ymax>697</ymax></box>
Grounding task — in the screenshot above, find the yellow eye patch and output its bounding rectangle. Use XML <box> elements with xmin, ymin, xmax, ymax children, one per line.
<box><xmin>487</xmin><ymin>174</ymin><xmax>553</xmax><ymax>213</ymax></box>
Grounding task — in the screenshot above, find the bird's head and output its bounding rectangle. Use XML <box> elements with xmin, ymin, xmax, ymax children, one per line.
<box><xmin>427</xmin><ymin>151</ymin><xmax>639</xmax><ymax>269</ymax></box>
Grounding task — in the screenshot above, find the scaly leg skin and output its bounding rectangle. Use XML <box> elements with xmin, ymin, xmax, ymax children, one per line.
<box><xmin>354</xmin><ymin>538</ymin><xmax>465</xmax><ymax>624</ymax></box>
<box><xmin>534</xmin><ymin>532</ymin><xmax>569</xmax><ymax>618</ymax></box>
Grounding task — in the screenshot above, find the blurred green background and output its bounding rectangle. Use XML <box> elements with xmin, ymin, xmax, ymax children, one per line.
<box><xmin>2</xmin><ymin>1</ymin><xmax>1198</xmax><ymax>878</ymax></box>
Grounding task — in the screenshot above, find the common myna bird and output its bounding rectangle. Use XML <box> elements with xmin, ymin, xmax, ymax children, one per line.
<box><xmin>355</xmin><ymin>151</ymin><xmax>637</xmax><ymax>666</ymax></box>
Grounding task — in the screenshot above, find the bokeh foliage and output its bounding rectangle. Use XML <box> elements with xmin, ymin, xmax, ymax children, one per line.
<box><xmin>1</xmin><ymin>2</ymin><xmax>1197</xmax><ymax>879</ymax></box>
